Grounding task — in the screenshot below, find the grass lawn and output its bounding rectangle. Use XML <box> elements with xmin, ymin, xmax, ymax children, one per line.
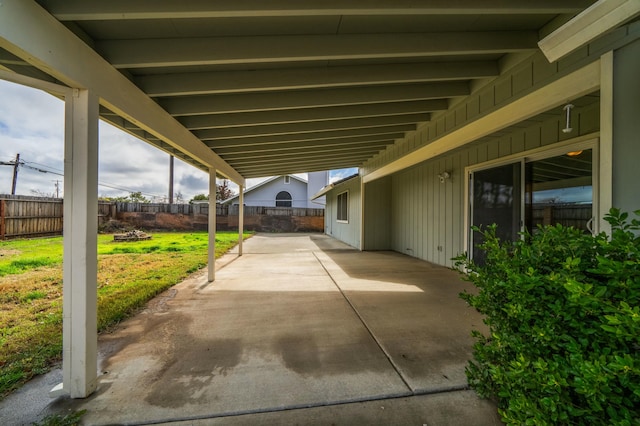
<box><xmin>0</xmin><ymin>231</ymin><xmax>251</xmax><ymax>399</ymax></box>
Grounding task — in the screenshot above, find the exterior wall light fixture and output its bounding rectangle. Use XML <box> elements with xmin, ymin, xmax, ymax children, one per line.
<box><xmin>438</xmin><ymin>171</ymin><xmax>451</xmax><ymax>183</ymax></box>
<box><xmin>562</xmin><ymin>103</ymin><xmax>574</xmax><ymax>134</ymax></box>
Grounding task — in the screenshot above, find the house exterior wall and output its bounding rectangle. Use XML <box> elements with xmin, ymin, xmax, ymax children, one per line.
<box><xmin>388</xmin><ymin>104</ymin><xmax>598</xmax><ymax>267</ymax></box>
<box><xmin>363</xmin><ymin>176</ymin><xmax>391</xmax><ymax>250</ymax></box>
<box><xmin>231</xmin><ymin>177</ymin><xmax>308</xmax><ymax>207</ymax></box>
<box><xmin>307</xmin><ymin>171</ymin><xmax>328</xmax><ymax>209</ymax></box>
<box><xmin>360</xmin><ymin>23</ymin><xmax>638</xmax><ymax>177</ymax></box>
<box><xmin>612</xmin><ymin>37</ymin><xmax>640</xmax><ymax>216</ymax></box>
<box><xmin>330</xmin><ymin>22</ymin><xmax>639</xmax><ymax>267</ymax></box>
<box><xmin>325</xmin><ymin>177</ymin><xmax>362</xmax><ymax>249</ymax></box>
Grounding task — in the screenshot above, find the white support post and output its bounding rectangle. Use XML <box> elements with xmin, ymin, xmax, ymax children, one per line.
<box><xmin>238</xmin><ymin>187</ymin><xmax>244</xmax><ymax>256</ymax></box>
<box><xmin>54</xmin><ymin>89</ymin><xmax>99</xmax><ymax>399</ymax></box>
<box><xmin>208</xmin><ymin>168</ymin><xmax>217</xmax><ymax>282</ymax></box>
<box><xmin>599</xmin><ymin>51</ymin><xmax>614</xmax><ymax>235</ymax></box>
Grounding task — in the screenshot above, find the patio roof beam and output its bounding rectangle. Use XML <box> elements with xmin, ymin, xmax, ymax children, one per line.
<box><xmin>178</xmin><ymin>102</ymin><xmax>443</xmax><ymax>130</ymax></box>
<box><xmin>163</xmin><ymin>83</ymin><xmax>466</xmax><ymax>116</ymax></box>
<box><xmin>138</xmin><ymin>61</ymin><xmax>498</xmax><ymax>97</ymax></box>
<box><xmin>194</xmin><ymin>116</ymin><xmax>425</xmax><ymax>140</ymax></box>
<box><xmin>221</xmin><ymin>142</ymin><xmax>389</xmax><ymax>159</ymax></box>
<box><xmin>204</xmin><ymin>126</ymin><xmax>412</xmax><ymax>147</ymax></box>
<box><xmin>235</xmin><ymin>160</ymin><xmax>366</xmax><ymax>177</ymax></box>
<box><xmin>212</xmin><ymin>137</ymin><xmax>397</xmax><ymax>155</ymax></box>
<box><xmin>98</xmin><ymin>32</ymin><xmax>538</xmax><ymax>69</ymax></box>
<box><xmin>226</xmin><ymin>149</ymin><xmax>384</xmax><ymax>166</ymax></box>
<box><xmin>41</xmin><ymin>0</ymin><xmax>593</xmax><ymax>20</ymax></box>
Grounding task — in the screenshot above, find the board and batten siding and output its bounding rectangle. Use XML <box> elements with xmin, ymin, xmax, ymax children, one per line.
<box><xmin>379</xmin><ymin>100</ymin><xmax>599</xmax><ymax>267</ymax></box>
<box><xmin>325</xmin><ymin>177</ymin><xmax>361</xmax><ymax>249</ymax></box>
<box><xmin>361</xmin><ymin>22</ymin><xmax>637</xmax><ymax>177</ymax></box>
<box><xmin>341</xmin><ymin>24</ymin><xmax>638</xmax><ymax>265</ymax></box>
<box><xmin>363</xmin><ymin>176</ymin><xmax>391</xmax><ymax>250</ymax></box>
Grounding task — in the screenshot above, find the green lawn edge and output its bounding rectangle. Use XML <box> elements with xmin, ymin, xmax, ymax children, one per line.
<box><xmin>0</xmin><ymin>231</ymin><xmax>251</xmax><ymax>399</ymax></box>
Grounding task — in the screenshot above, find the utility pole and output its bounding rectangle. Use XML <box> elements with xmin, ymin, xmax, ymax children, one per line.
<box><xmin>54</xmin><ymin>180</ymin><xmax>60</xmax><ymax>198</ymax></box>
<box><xmin>169</xmin><ymin>155</ymin><xmax>174</xmax><ymax>204</ymax></box>
<box><xmin>11</xmin><ymin>153</ymin><xmax>20</xmax><ymax>195</ymax></box>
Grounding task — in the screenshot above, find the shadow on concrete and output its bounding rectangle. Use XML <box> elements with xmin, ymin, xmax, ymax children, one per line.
<box><xmin>0</xmin><ymin>233</ymin><xmax>499</xmax><ymax>426</ymax></box>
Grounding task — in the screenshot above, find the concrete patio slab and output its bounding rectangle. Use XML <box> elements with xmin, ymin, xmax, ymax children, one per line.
<box><xmin>0</xmin><ymin>233</ymin><xmax>500</xmax><ymax>425</ymax></box>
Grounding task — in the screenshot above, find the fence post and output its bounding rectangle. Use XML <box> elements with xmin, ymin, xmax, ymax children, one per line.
<box><xmin>0</xmin><ymin>199</ymin><xmax>5</xmax><ymax>240</ymax></box>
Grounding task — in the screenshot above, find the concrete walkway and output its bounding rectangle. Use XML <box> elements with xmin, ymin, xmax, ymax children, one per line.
<box><xmin>1</xmin><ymin>233</ymin><xmax>501</xmax><ymax>425</ymax></box>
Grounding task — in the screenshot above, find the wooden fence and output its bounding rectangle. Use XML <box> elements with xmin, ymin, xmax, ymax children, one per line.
<box><xmin>0</xmin><ymin>195</ymin><xmax>63</xmax><ymax>239</ymax></box>
<box><xmin>0</xmin><ymin>195</ymin><xmax>113</xmax><ymax>239</ymax></box>
<box><xmin>0</xmin><ymin>195</ymin><xmax>325</xmax><ymax>239</ymax></box>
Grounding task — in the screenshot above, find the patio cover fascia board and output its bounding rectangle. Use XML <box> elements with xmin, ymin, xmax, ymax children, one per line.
<box><xmin>40</xmin><ymin>1</ymin><xmax>594</xmax><ymax>20</ymax></box>
<box><xmin>362</xmin><ymin>59</ymin><xmax>601</xmax><ymax>184</ymax></box>
<box><xmin>538</xmin><ymin>0</ymin><xmax>640</xmax><ymax>62</ymax></box>
<box><xmin>0</xmin><ymin>0</ymin><xmax>244</xmax><ymax>186</ymax></box>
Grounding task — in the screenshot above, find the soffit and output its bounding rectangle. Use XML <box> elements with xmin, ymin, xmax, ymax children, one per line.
<box><xmin>2</xmin><ymin>1</ymin><xmax>597</xmax><ymax>179</ymax></box>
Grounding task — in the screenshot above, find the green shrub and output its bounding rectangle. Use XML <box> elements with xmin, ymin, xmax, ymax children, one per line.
<box><xmin>454</xmin><ymin>208</ymin><xmax>640</xmax><ymax>425</ymax></box>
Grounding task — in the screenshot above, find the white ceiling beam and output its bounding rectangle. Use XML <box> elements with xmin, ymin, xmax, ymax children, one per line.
<box><xmin>194</xmin><ymin>114</ymin><xmax>427</xmax><ymax>140</ymax></box>
<box><xmin>236</xmin><ymin>159</ymin><xmax>366</xmax><ymax>177</ymax></box>
<box><xmin>98</xmin><ymin>32</ymin><xmax>538</xmax><ymax>69</ymax></box>
<box><xmin>216</xmin><ymin>137</ymin><xmax>392</xmax><ymax>158</ymax></box>
<box><xmin>164</xmin><ymin>83</ymin><xmax>467</xmax><ymax>116</ymax></box>
<box><xmin>229</xmin><ymin>151</ymin><xmax>378</xmax><ymax>166</ymax></box>
<box><xmin>41</xmin><ymin>0</ymin><xmax>593</xmax><ymax>20</ymax></box>
<box><xmin>179</xmin><ymin>101</ymin><xmax>443</xmax><ymax>129</ymax></box>
<box><xmin>138</xmin><ymin>61</ymin><xmax>498</xmax><ymax>96</ymax></box>
<box><xmin>538</xmin><ymin>0</ymin><xmax>640</xmax><ymax>62</ymax></box>
<box><xmin>213</xmin><ymin>136</ymin><xmax>397</xmax><ymax>155</ymax></box>
<box><xmin>0</xmin><ymin>0</ymin><xmax>244</xmax><ymax>184</ymax></box>
<box><xmin>220</xmin><ymin>143</ymin><xmax>390</xmax><ymax>160</ymax></box>
<box><xmin>205</xmin><ymin>125</ymin><xmax>413</xmax><ymax>147</ymax></box>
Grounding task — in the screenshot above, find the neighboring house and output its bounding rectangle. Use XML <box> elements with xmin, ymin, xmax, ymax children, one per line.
<box><xmin>223</xmin><ymin>171</ymin><xmax>328</xmax><ymax>209</ymax></box>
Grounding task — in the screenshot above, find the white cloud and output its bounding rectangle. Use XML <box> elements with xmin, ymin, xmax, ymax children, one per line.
<box><xmin>1</xmin><ymin>79</ymin><xmax>347</xmax><ymax>201</ymax></box>
<box><xmin>0</xmin><ymin>80</ymin><xmax>64</xmax><ymax>196</ymax></box>
<box><xmin>0</xmin><ymin>80</ymin><xmax>211</xmax><ymax>201</ymax></box>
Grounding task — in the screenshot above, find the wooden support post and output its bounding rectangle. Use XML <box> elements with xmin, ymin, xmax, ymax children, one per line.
<box><xmin>208</xmin><ymin>168</ymin><xmax>216</xmax><ymax>282</ymax></box>
<box><xmin>0</xmin><ymin>199</ymin><xmax>5</xmax><ymax>240</ymax></box>
<box><xmin>238</xmin><ymin>187</ymin><xmax>244</xmax><ymax>256</ymax></box>
<box><xmin>53</xmin><ymin>89</ymin><xmax>99</xmax><ymax>399</ymax></box>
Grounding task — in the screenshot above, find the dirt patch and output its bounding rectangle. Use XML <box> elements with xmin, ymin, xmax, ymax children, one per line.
<box><xmin>98</xmin><ymin>220</ymin><xmax>133</xmax><ymax>234</ymax></box>
<box><xmin>0</xmin><ymin>249</ymin><xmax>21</xmax><ymax>257</ymax></box>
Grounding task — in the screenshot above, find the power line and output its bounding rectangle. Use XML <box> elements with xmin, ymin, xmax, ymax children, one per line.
<box><xmin>2</xmin><ymin>155</ymin><xmax>164</xmax><ymax>199</ymax></box>
<box><xmin>25</xmin><ymin>160</ymin><xmax>63</xmax><ymax>173</ymax></box>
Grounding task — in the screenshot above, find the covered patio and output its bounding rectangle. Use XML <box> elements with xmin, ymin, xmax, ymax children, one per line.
<box><xmin>0</xmin><ymin>233</ymin><xmax>501</xmax><ymax>425</ymax></box>
<box><xmin>1</xmin><ymin>0</ymin><xmax>638</xmax><ymax>407</ymax></box>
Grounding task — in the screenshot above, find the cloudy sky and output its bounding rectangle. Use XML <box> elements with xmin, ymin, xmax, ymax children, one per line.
<box><xmin>0</xmin><ymin>79</ymin><xmax>356</xmax><ymax>202</ymax></box>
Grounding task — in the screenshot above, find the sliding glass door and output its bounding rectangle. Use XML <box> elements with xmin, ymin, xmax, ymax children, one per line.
<box><xmin>525</xmin><ymin>149</ymin><xmax>593</xmax><ymax>234</ymax></box>
<box><xmin>470</xmin><ymin>162</ymin><xmax>522</xmax><ymax>264</ymax></box>
<box><xmin>468</xmin><ymin>144</ymin><xmax>595</xmax><ymax>264</ymax></box>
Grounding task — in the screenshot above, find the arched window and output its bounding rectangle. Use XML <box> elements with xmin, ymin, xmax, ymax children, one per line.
<box><xmin>275</xmin><ymin>191</ymin><xmax>292</xmax><ymax>207</ymax></box>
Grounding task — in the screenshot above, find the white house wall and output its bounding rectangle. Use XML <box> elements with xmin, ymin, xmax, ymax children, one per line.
<box><xmin>307</xmin><ymin>171</ymin><xmax>329</xmax><ymax>209</ymax></box>
<box><xmin>363</xmin><ymin>176</ymin><xmax>391</xmax><ymax>250</ymax></box>
<box><xmin>612</xmin><ymin>37</ymin><xmax>640</xmax><ymax>216</ymax></box>
<box><xmin>325</xmin><ymin>177</ymin><xmax>362</xmax><ymax>249</ymax></box>
<box><xmin>232</xmin><ymin>177</ymin><xmax>309</xmax><ymax>207</ymax></box>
